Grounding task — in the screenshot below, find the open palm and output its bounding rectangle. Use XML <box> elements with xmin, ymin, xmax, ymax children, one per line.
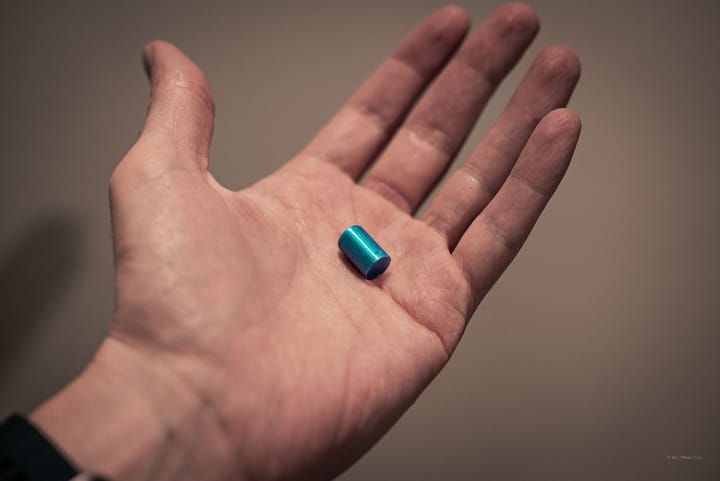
<box><xmin>38</xmin><ymin>4</ymin><xmax>581</xmax><ymax>481</ymax></box>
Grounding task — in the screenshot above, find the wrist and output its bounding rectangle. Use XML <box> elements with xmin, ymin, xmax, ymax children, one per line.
<box><xmin>30</xmin><ymin>336</ymin><xmax>239</xmax><ymax>481</ymax></box>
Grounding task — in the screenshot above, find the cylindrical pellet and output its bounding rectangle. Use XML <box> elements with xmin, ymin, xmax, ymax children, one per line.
<box><xmin>338</xmin><ymin>225</ymin><xmax>391</xmax><ymax>280</ymax></box>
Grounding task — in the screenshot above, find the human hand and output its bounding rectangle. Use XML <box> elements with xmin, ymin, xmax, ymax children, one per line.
<box><xmin>32</xmin><ymin>4</ymin><xmax>580</xmax><ymax>480</ymax></box>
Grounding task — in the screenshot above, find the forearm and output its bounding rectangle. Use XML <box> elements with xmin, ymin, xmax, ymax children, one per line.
<box><xmin>30</xmin><ymin>337</ymin><xmax>238</xmax><ymax>481</ymax></box>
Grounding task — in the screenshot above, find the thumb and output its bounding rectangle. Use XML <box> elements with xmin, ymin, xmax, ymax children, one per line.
<box><xmin>138</xmin><ymin>40</ymin><xmax>216</xmax><ymax>171</ymax></box>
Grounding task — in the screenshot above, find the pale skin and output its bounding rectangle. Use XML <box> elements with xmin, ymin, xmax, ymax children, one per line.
<box><xmin>30</xmin><ymin>3</ymin><xmax>581</xmax><ymax>481</ymax></box>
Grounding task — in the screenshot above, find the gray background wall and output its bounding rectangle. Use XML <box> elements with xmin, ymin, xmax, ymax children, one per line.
<box><xmin>1</xmin><ymin>1</ymin><xmax>718</xmax><ymax>480</ymax></box>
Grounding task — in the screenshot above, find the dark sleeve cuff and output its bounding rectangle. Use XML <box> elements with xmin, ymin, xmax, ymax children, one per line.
<box><xmin>0</xmin><ymin>413</ymin><xmax>79</xmax><ymax>481</ymax></box>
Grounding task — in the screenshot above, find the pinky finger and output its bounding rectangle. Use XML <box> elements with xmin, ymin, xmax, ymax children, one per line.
<box><xmin>453</xmin><ymin>108</ymin><xmax>581</xmax><ymax>306</ymax></box>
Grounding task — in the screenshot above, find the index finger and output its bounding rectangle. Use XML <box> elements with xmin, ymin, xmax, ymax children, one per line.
<box><xmin>298</xmin><ymin>6</ymin><xmax>470</xmax><ymax>178</ymax></box>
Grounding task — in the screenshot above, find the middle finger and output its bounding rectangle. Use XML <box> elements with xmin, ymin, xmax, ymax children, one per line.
<box><xmin>362</xmin><ymin>3</ymin><xmax>540</xmax><ymax>213</ymax></box>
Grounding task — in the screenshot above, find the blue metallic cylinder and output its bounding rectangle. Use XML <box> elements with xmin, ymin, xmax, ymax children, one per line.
<box><xmin>338</xmin><ymin>225</ymin><xmax>391</xmax><ymax>280</ymax></box>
